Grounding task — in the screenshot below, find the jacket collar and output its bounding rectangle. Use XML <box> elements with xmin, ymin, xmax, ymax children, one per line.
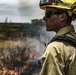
<box><xmin>55</xmin><ymin>25</ymin><xmax>75</xmax><ymax>37</ymax></box>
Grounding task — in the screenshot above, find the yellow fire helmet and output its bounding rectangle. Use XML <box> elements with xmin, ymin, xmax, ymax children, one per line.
<box><xmin>39</xmin><ymin>0</ymin><xmax>76</xmax><ymax>18</ymax></box>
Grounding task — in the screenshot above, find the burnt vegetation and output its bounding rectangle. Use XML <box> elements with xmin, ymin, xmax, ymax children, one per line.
<box><xmin>0</xmin><ymin>19</ymin><xmax>44</xmax><ymax>75</ymax></box>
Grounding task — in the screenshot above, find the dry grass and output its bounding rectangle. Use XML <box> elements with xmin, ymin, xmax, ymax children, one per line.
<box><xmin>0</xmin><ymin>38</ymin><xmax>43</xmax><ymax>75</ymax></box>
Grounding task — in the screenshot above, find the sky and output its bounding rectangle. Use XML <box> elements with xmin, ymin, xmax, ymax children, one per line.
<box><xmin>0</xmin><ymin>0</ymin><xmax>76</xmax><ymax>29</ymax></box>
<box><xmin>0</xmin><ymin>0</ymin><xmax>44</xmax><ymax>23</ymax></box>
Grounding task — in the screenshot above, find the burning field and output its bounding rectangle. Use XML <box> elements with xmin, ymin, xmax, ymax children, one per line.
<box><xmin>0</xmin><ymin>38</ymin><xmax>45</xmax><ymax>75</ymax></box>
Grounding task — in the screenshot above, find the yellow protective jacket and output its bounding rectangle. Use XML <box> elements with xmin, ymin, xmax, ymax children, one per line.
<box><xmin>40</xmin><ymin>25</ymin><xmax>76</xmax><ymax>75</ymax></box>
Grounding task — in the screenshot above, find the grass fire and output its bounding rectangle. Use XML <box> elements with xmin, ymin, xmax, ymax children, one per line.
<box><xmin>0</xmin><ymin>39</ymin><xmax>43</xmax><ymax>75</ymax></box>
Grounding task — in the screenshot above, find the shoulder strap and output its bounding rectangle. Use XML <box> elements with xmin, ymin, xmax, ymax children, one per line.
<box><xmin>50</xmin><ymin>34</ymin><xmax>76</xmax><ymax>47</ymax></box>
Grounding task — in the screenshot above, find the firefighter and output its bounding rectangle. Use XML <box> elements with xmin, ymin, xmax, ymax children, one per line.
<box><xmin>39</xmin><ymin>0</ymin><xmax>76</xmax><ymax>75</ymax></box>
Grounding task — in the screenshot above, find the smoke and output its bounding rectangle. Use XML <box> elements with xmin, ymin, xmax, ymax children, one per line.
<box><xmin>72</xmin><ymin>20</ymin><xmax>76</xmax><ymax>31</ymax></box>
<box><xmin>17</xmin><ymin>0</ymin><xmax>56</xmax><ymax>59</ymax></box>
<box><xmin>39</xmin><ymin>26</ymin><xmax>55</xmax><ymax>44</ymax></box>
<box><xmin>24</xmin><ymin>37</ymin><xmax>46</xmax><ymax>60</ymax></box>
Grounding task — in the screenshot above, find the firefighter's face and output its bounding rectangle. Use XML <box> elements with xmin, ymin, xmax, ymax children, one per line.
<box><xmin>43</xmin><ymin>7</ymin><xmax>63</xmax><ymax>32</ymax></box>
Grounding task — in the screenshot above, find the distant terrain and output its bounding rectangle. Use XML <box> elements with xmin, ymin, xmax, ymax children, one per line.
<box><xmin>0</xmin><ymin>19</ymin><xmax>44</xmax><ymax>40</ymax></box>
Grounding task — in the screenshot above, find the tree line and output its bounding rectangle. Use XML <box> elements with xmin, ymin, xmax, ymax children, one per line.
<box><xmin>0</xmin><ymin>19</ymin><xmax>44</xmax><ymax>40</ymax></box>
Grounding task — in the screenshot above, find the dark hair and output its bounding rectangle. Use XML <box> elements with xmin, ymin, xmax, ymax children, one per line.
<box><xmin>64</xmin><ymin>11</ymin><xmax>72</xmax><ymax>24</ymax></box>
<box><xmin>55</xmin><ymin>9</ymin><xmax>72</xmax><ymax>24</ymax></box>
<box><xmin>71</xmin><ymin>14</ymin><xmax>76</xmax><ymax>20</ymax></box>
<box><xmin>64</xmin><ymin>11</ymin><xmax>76</xmax><ymax>24</ymax></box>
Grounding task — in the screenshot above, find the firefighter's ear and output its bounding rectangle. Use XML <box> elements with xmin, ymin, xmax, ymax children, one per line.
<box><xmin>59</xmin><ymin>13</ymin><xmax>67</xmax><ymax>21</ymax></box>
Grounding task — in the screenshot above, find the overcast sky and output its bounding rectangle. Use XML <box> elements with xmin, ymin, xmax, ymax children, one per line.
<box><xmin>0</xmin><ymin>0</ymin><xmax>44</xmax><ymax>23</ymax></box>
<box><xmin>0</xmin><ymin>0</ymin><xmax>76</xmax><ymax>29</ymax></box>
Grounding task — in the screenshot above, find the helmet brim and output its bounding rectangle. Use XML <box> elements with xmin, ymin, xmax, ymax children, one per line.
<box><xmin>40</xmin><ymin>5</ymin><xmax>71</xmax><ymax>10</ymax></box>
